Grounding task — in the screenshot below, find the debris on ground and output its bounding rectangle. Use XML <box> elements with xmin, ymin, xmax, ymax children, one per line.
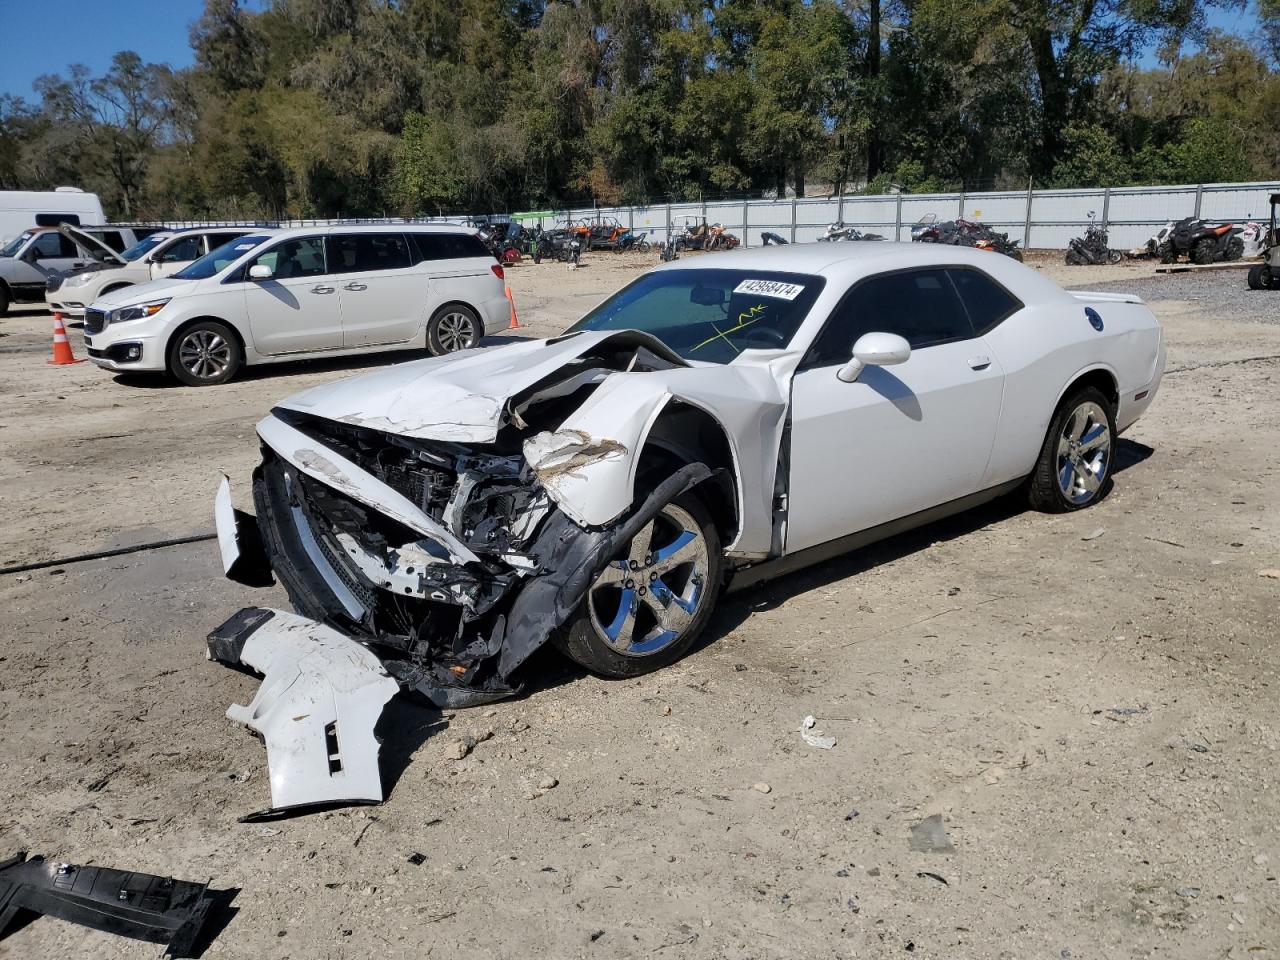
<box><xmin>1081</xmin><ymin>527</ymin><xmax>1106</xmax><ymax>541</ymax></box>
<box><xmin>909</xmin><ymin>814</ymin><xmax>955</xmax><ymax>854</ymax></box>
<box><xmin>1174</xmin><ymin>886</ymin><xmax>1200</xmax><ymax>898</ymax></box>
<box><xmin>917</xmin><ymin>871</ymin><xmax>949</xmax><ymax>885</ymax></box>
<box><xmin>0</xmin><ymin>852</ymin><xmax>220</xmax><ymax>957</ymax></box>
<box><xmin>538</xmin><ymin>776</ymin><xmax>559</xmax><ymax>790</ymax></box>
<box><xmin>1258</xmin><ymin>569</ymin><xmax>1280</xmax><ymax>579</ymax></box>
<box><xmin>752</xmin><ymin>782</ymin><xmax>772</xmax><ymax>794</ymax></box>
<box><xmin>800</xmin><ymin>715</ymin><xmax>836</xmax><ymax>749</ymax></box>
<box><xmin>407</xmin><ymin>852</ymin><xmax>427</xmax><ymax>866</ymax></box>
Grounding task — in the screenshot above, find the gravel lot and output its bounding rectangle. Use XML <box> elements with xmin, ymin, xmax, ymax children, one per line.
<box><xmin>1</xmin><ymin>249</ymin><xmax>1277</xmax><ymax>959</ymax></box>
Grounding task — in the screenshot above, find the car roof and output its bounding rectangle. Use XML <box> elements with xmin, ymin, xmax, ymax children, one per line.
<box><xmin>267</xmin><ymin>223</ymin><xmax>476</xmax><ymax>239</ymax></box>
<box><xmin>655</xmin><ymin>241</ymin><xmax>1070</xmax><ymax>304</ymax></box>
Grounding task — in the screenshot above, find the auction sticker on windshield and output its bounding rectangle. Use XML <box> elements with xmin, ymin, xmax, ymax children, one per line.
<box><xmin>733</xmin><ymin>279</ymin><xmax>805</xmax><ymax>300</ymax></box>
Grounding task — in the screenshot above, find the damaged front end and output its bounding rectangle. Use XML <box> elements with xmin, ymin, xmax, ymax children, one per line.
<box><xmin>211</xmin><ymin>332</ymin><xmax>728</xmax><ymax>811</ymax></box>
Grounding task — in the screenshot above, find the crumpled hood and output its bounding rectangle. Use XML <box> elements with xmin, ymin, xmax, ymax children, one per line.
<box><xmin>276</xmin><ymin>330</ymin><xmax>690</xmax><ymax>443</ymax></box>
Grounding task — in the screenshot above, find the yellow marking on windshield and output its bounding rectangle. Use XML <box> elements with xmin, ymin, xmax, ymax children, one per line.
<box><xmin>690</xmin><ymin>304</ymin><xmax>768</xmax><ymax>353</ymax></box>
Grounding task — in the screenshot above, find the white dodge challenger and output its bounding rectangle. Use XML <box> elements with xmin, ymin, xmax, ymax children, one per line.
<box><xmin>210</xmin><ymin>242</ymin><xmax>1163</xmax><ymax>814</ymax></box>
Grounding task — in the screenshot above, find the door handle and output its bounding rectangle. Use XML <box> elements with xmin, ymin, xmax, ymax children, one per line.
<box><xmin>967</xmin><ymin>355</ymin><xmax>992</xmax><ymax>370</ymax></box>
<box><xmin>310</xmin><ymin>285</ymin><xmax>335</xmax><ymax>295</ymax></box>
<box><xmin>343</xmin><ymin>282</ymin><xmax>367</xmax><ymax>291</ymax></box>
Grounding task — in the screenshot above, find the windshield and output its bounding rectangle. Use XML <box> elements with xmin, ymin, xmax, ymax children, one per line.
<box><xmin>0</xmin><ymin>231</ymin><xmax>34</xmax><ymax>258</ymax></box>
<box><xmin>567</xmin><ymin>268</ymin><xmax>826</xmax><ymax>364</ymax></box>
<box><xmin>173</xmin><ymin>234</ymin><xmax>271</xmax><ymax>280</ymax></box>
<box><xmin>121</xmin><ymin>234</ymin><xmax>169</xmax><ymax>262</ymax></box>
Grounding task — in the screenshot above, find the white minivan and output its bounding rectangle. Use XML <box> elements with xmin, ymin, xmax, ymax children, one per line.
<box><xmin>84</xmin><ymin>225</ymin><xmax>510</xmax><ymax>385</ymax></box>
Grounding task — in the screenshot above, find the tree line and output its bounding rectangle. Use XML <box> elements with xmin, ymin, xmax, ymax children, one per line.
<box><xmin>1</xmin><ymin>0</ymin><xmax>1277</xmax><ymax>222</ymax></box>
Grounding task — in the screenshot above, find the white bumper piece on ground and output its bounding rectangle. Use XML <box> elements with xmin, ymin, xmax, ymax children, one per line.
<box><xmin>207</xmin><ymin>607</ymin><xmax>400</xmax><ymax>819</ymax></box>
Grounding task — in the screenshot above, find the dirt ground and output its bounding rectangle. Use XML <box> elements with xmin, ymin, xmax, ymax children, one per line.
<box><xmin>0</xmin><ymin>247</ymin><xmax>1277</xmax><ymax>959</ymax></box>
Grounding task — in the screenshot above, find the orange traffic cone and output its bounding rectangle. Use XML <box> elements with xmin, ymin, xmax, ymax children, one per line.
<box><xmin>48</xmin><ymin>312</ymin><xmax>85</xmax><ymax>365</ymax></box>
<box><xmin>505</xmin><ymin>285</ymin><xmax>521</xmax><ymax>329</ymax></box>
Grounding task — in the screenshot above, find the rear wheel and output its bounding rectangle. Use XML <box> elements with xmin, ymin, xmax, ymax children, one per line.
<box><xmin>1226</xmin><ymin>237</ymin><xmax>1244</xmax><ymax>261</ymax></box>
<box><xmin>555</xmin><ymin>489</ymin><xmax>722</xmax><ymax>678</ymax></box>
<box><xmin>427</xmin><ymin>303</ymin><xmax>481</xmax><ymax>355</ymax></box>
<box><xmin>1028</xmin><ymin>387</ymin><xmax>1116</xmax><ymax>512</ymax></box>
<box><xmin>168</xmin><ymin>320</ymin><xmax>242</xmax><ymax>386</ymax></box>
<box><xmin>1159</xmin><ymin>242</ymin><xmax>1177</xmax><ymax>264</ymax></box>
<box><xmin>1248</xmin><ymin>263</ymin><xmax>1273</xmax><ymax>290</ymax></box>
<box><xmin>0</xmin><ymin>284</ymin><xmax>8</xmax><ymax>316</ymax></box>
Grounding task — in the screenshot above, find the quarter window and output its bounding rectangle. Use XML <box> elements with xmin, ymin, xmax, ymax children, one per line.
<box><xmin>157</xmin><ymin>235</ymin><xmax>202</xmax><ymax>263</ymax></box>
<box><xmin>803</xmin><ymin>267</ymin><xmax>974</xmax><ymax>369</ymax></box>
<box><xmin>411</xmin><ymin>232</ymin><xmax>490</xmax><ymax>261</ymax></box>
<box><xmin>252</xmin><ymin>237</ymin><xmax>327</xmax><ymax>279</ymax></box>
<box><xmin>327</xmin><ymin>233</ymin><xmax>413</xmax><ymax>273</ymax></box>
<box><xmin>948</xmin><ymin>268</ymin><xmax>1022</xmax><ymax>333</ymax></box>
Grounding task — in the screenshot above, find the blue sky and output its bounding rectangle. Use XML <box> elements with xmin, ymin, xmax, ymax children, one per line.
<box><xmin>0</xmin><ymin>1</ymin><xmax>1264</xmax><ymax>99</ymax></box>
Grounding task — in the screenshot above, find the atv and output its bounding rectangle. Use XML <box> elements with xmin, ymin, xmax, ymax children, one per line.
<box><xmin>1161</xmin><ymin>217</ymin><xmax>1244</xmax><ymax>265</ymax></box>
<box><xmin>1247</xmin><ymin>193</ymin><xmax>1280</xmax><ymax>290</ymax></box>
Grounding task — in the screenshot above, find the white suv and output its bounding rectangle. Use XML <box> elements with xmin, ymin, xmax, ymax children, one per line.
<box><xmin>84</xmin><ymin>225</ymin><xmax>509</xmax><ymax>385</ymax></box>
<box><xmin>46</xmin><ymin>226</ymin><xmax>259</xmax><ymax>318</ymax></box>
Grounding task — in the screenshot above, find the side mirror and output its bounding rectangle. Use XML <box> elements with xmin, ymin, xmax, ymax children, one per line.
<box><xmin>248</xmin><ymin>263</ymin><xmax>273</xmax><ymax>281</ymax></box>
<box><xmin>837</xmin><ymin>332</ymin><xmax>912</xmax><ymax>383</ymax></box>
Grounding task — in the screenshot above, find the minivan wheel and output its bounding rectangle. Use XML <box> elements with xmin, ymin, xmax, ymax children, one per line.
<box><xmin>555</xmin><ymin>489</ymin><xmax>722</xmax><ymax>679</ymax></box>
<box><xmin>168</xmin><ymin>321</ymin><xmax>242</xmax><ymax>386</ymax></box>
<box><xmin>0</xmin><ymin>284</ymin><xmax>9</xmax><ymax>316</ymax></box>
<box><xmin>427</xmin><ymin>304</ymin><xmax>481</xmax><ymax>355</ymax></box>
<box><xmin>1028</xmin><ymin>386</ymin><xmax>1116</xmax><ymax>512</ymax></box>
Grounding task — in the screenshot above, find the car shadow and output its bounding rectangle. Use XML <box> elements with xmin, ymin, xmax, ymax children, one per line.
<box><xmin>110</xmin><ymin>334</ymin><xmax>540</xmax><ymax>389</ymax></box>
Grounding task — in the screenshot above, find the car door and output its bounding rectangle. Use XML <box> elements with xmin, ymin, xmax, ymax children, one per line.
<box><xmin>242</xmin><ymin>236</ymin><xmax>343</xmax><ymax>355</ymax></box>
<box><xmin>22</xmin><ymin>231</ymin><xmax>87</xmax><ymax>286</ymax></box>
<box><xmin>784</xmin><ymin>266</ymin><xmax>1005</xmax><ymax>554</ymax></box>
<box><xmin>325</xmin><ymin>233</ymin><xmax>423</xmax><ymax>347</ymax></box>
<box><xmin>149</xmin><ymin>234</ymin><xmax>205</xmax><ymax>279</ymax></box>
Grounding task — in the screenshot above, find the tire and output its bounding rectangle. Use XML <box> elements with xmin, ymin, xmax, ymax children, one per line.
<box><xmin>1159</xmin><ymin>242</ymin><xmax>1177</xmax><ymax>264</ymax></box>
<box><xmin>1226</xmin><ymin>237</ymin><xmax>1244</xmax><ymax>261</ymax></box>
<box><xmin>1191</xmin><ymin>238</ymin><xmax>1217</xmax><ymax>265</ymax></box>
<box><xmin>1027</xmin><ymin>386</ymin><xmax>1117</xmax><ymax>513</ymax></box>
<box><xmin>0</xmin><ymin>284</ymin><xmax>8</xmax><ymax>317</ymax></box>
<box><xmin>167</xmin><ymin>320</ymin><xmax>243</xmax><ymax>386</ymax></box>
<box><xmin>1107</xmin><ymin>249</ymin><xmax>1123</xmax><ymax>264</ymax></box>
<box><xmin>637</xmin><ymin>241</ymin><xmax>651</xmax><ymax>254</ymax></box>
<box><xmin>1248</xmin><ymin>263</ymin><xmax>1272</xmax><ymax>290</ymax></box>
<box><xmin>533</xmin><ymin>246</ymin><xmax>543</xmax><ymax>264</ymax></box>
<box><xmin>554</xmin><ymin>488</ymin><xmax>723</xmax><ymax>678</ymax></box>
<box><xmin>427</xmin><ymin>303</ymin><xmax>482</xmax><ymax>355</ymax></box>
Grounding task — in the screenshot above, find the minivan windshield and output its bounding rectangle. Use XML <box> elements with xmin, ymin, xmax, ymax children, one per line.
<box><xmin>566</xmin><ymin>268</ymin><xmax>826</xmax><ymax>364</ymax></box>
<box><xmin>173</xmin><ymin>234</ymin><xmax>271</xmax><ymax>280</ymax></box>
<box><xmin>0</xmin><ymin>231</ymin><xmax>34</xmax><ymax>258</ymax></box>
<box><xmin>121</xmin><ymin>234</ymin><xmax>170</xmax><ymax>262</ymax></box>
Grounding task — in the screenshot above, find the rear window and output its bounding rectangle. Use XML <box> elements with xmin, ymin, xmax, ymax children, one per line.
<box><xmin>410</xmin><ymin>232</ymin><xmax>490</xmax><ymax>262</ymax></box>
<box><xmin>34</xmin><ymin>213</ymin><xmax>80</xmax><ymax>227</ymax></box>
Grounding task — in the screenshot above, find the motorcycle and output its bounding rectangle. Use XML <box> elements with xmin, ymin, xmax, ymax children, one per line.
<box><xmin>659</xmin><ymin>234</ymin><xmax>680</xmax><ymax>262</ymax></box>
<box><xmin>818</xmin><ymin>221</ymin><xmax>886</xmax><ymax>242</ymax></box>
<box><xmin>703</xmin><ymin>223</ymin><xmax>740</xmax><ymax>251</ymax></box>
<box><xmin>1065</xmin><ymin>212</ymin><xmax>1122</xmax><ymax>265</ymax></box>
<box><xmin>477</xmin><ymin>220</ymin><xmax>523</xmax><ymax>265</ymax></box>
<box><xmin>760</xmin><ymin>231</ymin><xmax>788</xmax><ymax>245</ymax></box>
<box><xmin>532</xmin><ymin>228</ymin><xmax>581</xmax><ymax>265</ymax></box>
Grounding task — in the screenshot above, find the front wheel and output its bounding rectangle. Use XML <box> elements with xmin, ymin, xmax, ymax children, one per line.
<box><xmin>0</xmin><ymin>284</ymin><xmax>8</xmax><ymax>316</ymax></box>
<box><xmin>1191</xmin><ymin>238</ymin><xmax>1217</xmax><ymax>265</ymax></box>
<box><xmin>1107</xmin><ymin>249</ymin><xmax>1123</xmax><ymax>264</ymax></box>
<box><xmin>1248</xmin><ymin>263</ymin><xmax>1273</xmax><ymax>290</ymax></box>
<box><xmin>168</xmin><ymin>320</ymin><xmax>243</xmax><ymax>386</ymax></box>
<box><xmin>555</xmin><ymin>490</ymin><xmax>722</xmax><ymax>678</ymax></box>
<box><xmin>427</xmin><ymin>303</ymin><xmax>481</xmax><ymax>355</ymax></box>
<box><xmin>1027</xmin><ymin>387</ymin><xmax>1116</xmax><ymax>512</ymax></box>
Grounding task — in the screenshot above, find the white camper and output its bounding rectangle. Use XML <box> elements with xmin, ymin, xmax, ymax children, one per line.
<box><xmin>0</xmin><ymin>188</ymin><xmax>106</xmax><ymax>244</ymax></box>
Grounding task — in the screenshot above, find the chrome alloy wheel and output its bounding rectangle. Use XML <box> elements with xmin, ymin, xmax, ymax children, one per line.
<box><xmin>587</xmin><ymin>503</ymin><xmax>710</xmax><ymax>657</ymax></box>
<box><xmin>1057</xmin><ymin>400</ymin><xmax>1111</xmax><ymax>505</ymax></box>
<box><xmin>178</xmin><ymin>329</ymin><xmax>232</xmax><ymax>380</ymax></box>
<box><xmin>436</xmin><ymin>311</ymin><xmax>478</xmax><ymax>352</ymax></box>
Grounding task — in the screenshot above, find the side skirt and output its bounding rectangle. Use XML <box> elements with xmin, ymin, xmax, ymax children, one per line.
<box><xmin>725</xmin><ymin>479</ymin><xmax>1024</xmax><ymax>594</ymax></box>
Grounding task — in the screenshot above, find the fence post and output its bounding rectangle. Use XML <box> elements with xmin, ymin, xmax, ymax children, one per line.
<box><xmin>1194</xmin><ymin>183</ymin><xmax>1204</xmax><ymax>218</ymax></box>
<box><xmin>790</xmin><ymin>197</ymin><xmax>798</xmax><ymax>243</ymax></box>
<box><xmin>628</xmin><ymin>205</ymin><xmax>634</xmax><ymax>233</ymax></box>
<box><xmin>837</xmin><ymin>190</ymin><xmax>845</xmax><ymax>226</ymax></box>
<box><xmin>895</xmin><ymin>192</ymin><xmax>903</xmax><ymax>242</ymax></box>
<box><xmin>701</xmin><ymin>195</ymin><xmax>707</xmax><ymax>224</ymax></box>
<box><xmin>742</xmin><ymin>198</ymin><xmax>749</xmax><ymax>247</ymax></box>
<box><xmin>665</xmin><ymin>202</ymin><xmax>672</xmax><ymax>243</ymax></box>
<box><xmin>1101</xmin><ymin>187</ymin><xmax>1111</xmax><ymax>230</ymax></box>
<box><xmin>1023</xmin><ymin>179</ymin><xmax>1034</xmax><ymax>250</ymax></box>
<box><xmin>958</xmin><ymin>192</ymin><xmax>966</xmax><ymax>218</ymax></box>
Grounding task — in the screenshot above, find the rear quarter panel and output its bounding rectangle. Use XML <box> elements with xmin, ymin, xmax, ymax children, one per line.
<box><xmin>983</xmin><ymin>297</ymin><xmax>1163</xmax><ymax>485</ymax></box>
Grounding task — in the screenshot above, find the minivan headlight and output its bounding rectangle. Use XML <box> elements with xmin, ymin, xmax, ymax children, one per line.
<box><xmin>110</xmin><ymin>299</ymin><xmax>170</xmax><ymax>324</ymax></box>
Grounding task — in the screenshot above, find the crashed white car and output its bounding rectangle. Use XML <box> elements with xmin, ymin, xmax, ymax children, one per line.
<box><xmin>210</xmin><ymin>243</ymin><xmax>1163</xmax><ymax>814</ymax></box>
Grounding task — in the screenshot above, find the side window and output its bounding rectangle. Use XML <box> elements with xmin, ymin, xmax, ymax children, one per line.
<box><xmin>34</xmin><ymin>213</ymin><xmax>79</xmax><ymax>227</ymax></box>
<box><xmin>204</xmin><ymin>232</ymin><xmax>247</xmax><ymax>253</ymax></box>
<box><xmin>100</xmin><ymin>231</ymin><xmax>127</xmax><ymax>252</ymax></box>
<box><xmin>803</xmin><ymin>268</ymin><xmax>974</xmax><ymax>369</ymax></box>
<box><xmin>411</xmin><ymin>232</ymin><xmax>489</xmax><ymax>262</ymax></box>
<box><xmin>327</xmin><ymin>233</ymin><xmax>413</xmax><ymax>274</ymax></box>
<box><xmin>31</xmin><ymin>232</ymin><xmax>73</xmax><ymax>259</ymax></box>
<box><xmin>253</xmin><ymin>237</ymin><xmax>327</xmax><ymax>279</ymax></box>
<box><xmin>157</xmin><ymin>235</ymin><xmax>203</xmax><ymax>263</ymax></box>
<box><xmin>948</xmin><ymin>268</ymin><xmax>1023</xmax><ymax>333</ymax></box>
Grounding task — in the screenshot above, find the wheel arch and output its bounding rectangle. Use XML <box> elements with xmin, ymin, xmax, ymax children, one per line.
<box><xmin>428</xmin><ymin>299</ymin><xmax>485</xmax><ymax>337</ymax></box>
<box><xmin>166</xmin><ymin>314</ymin><xmax>248</xmax><ymax>365</ymax></box>
<box><xmin>1055</xmin><ymin>364</ymin><xmax>1119</xmax><ymax>414</ymax></box>
<box><xmin>99</xmin><ymin>280</ymin><xmax>135</xmax><ymax>296</ymax></box>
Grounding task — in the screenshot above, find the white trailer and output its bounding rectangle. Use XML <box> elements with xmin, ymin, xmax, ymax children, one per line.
<box><xmin>0</xmin><ymin>188</ymin><xmax>106</xmax><ymax>244</ymax></box>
